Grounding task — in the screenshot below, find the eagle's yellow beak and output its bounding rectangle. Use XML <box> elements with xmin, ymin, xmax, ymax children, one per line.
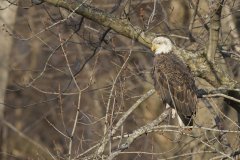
<box><xmin>151</xmin><ymin>44</ymin><xmax>156</xmax><ymax>52</ymax></box>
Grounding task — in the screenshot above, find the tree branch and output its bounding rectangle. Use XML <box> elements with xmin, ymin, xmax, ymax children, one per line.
<box><xmin>107</xmin><ymin>108</ymin><xmax>171</xmax><ymax>160</ymax></box>
<box><xmin>43</xmin><ymin>0</ymin><xmax>154</xmax><ymax>47</ymax></box>
<box><xmin>207</xmin><ymin>0</ymin><xmax>225</xmax><ymax>62</ymax></box>
<box><xmin>40</xmin><ymin>0</ymin><xmax>238</xmax><ymax>89</ymax></box>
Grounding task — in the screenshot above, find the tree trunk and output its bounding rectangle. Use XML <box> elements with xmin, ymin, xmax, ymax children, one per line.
<box><xmin>0</xmin><ymin>1</ymin><xmax>18</xmax><ymax>159</ymax></box>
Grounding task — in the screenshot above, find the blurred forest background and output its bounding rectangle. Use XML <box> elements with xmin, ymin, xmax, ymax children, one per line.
<box><xmin>0</xmin><ymin>0</ymin><xmax>240</xmax><ymax>159</ymax></box>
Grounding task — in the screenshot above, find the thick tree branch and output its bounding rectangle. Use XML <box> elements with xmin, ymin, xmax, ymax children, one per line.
<box><xmin>43</xmin><ymin>0</ymin><xmax>154</xmax><ymax>47</ymax></box>
<box><xmin>40</xmin><ymin>1</ymin><xmax>238</xmax><ymax>88</ymax></box>
<box><xmin>207</xmin><ymin>0</ymin><xmax>224</xmax><ymax>62</ymax></box>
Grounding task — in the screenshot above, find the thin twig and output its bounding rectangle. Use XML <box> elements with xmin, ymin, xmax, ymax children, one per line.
<box><xmin>68</xmin><ymin>92</ymin><xmax>82</xmax><ymax>160</ymax></box>
<box><xmin>59</xmin><ymin>32</ymin><xmax>83</xmax><ymax>159</ymax></box>
<box><xmin>188</xmin><ymin>0</ymin><xmax>200</xmax><ymax>41</ymax></box>
<box><xmin>45</xmin><ymin>118</ymin><xmax>69</xmax><ymax>139</ymax></box>
<box><xmin>96</xmin><ymin>44</ymin><xmax>133</xmax><ymax>156</ymax></box>
<box><xmin>146</xmin><ymin>0</ymin><xmax>157</xmax><ymax>29</ymax></box>
<box><xmin>3</xmin><ymin>120</ymin><xmax>56</xmax><ymax>160</ymax></box>
<box><xmin>58</xmin><ymin>84</ymin><xmax>68</xmax><ymax>139</ymax></box>
<box><xmin>189</xmin><ymin>0</ymin><xmax>209</xmax><ymax>31</ymax></box>
<box><xmin>203</xmin><ymin>93</ymin><xmax>240</xmax><ymax>104</ymax></box>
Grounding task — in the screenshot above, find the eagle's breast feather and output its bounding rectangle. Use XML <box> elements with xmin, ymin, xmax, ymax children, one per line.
<box><xmin>152</xmin><ymin>52</ymin><xmax>197</xmax><ymax>126</ymax></box>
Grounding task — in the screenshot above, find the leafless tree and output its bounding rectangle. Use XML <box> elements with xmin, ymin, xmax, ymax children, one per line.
<box><xmin>0</xmin><ymin>0</ymin><xmax>240</xmax><ymax>159</ymax></box>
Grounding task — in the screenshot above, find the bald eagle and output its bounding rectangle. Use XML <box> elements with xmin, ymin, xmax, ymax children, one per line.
<box><xmin>151</xmin><ymin>37</ymin><xmax>197</xmax><ymax>126</ymax></box>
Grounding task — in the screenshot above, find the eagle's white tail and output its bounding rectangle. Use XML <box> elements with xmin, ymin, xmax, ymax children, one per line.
<box><xmin>177</xmin><ymin>114</ymin><xmax>185</xmax><ymax>127</ymax></box>
<box><xmin>166</xmin><ymin>104</ymin><xmax>185</xmax><ymax>127</ymax></box>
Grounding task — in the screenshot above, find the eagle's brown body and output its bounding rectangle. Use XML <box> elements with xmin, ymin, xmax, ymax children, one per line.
<box><xmin>152</xmin><ymin>52</ymin><xmax>197</xmax><ymax>126</ymax></box>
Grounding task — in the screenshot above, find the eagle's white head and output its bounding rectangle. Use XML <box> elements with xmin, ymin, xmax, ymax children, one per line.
<box><xmin>151</xmin><ymin>37</ymin><xmax>173</xmax><ymax>55</ymax></box>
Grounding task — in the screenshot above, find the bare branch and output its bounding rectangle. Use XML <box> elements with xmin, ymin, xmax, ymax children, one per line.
<box><xmin>203</xmin><ymin>93</ymin><xmax>240</xmax><ymax>104</ymax></box>
<box><xmin>207</xmin><ymin>0</ymin><xmax>225</xmax><ymax>62</ymax></box>
<box><xmin>3</xmin><ymin>120</ymin><xmax>56</xmax><ymax>159</ymax></box>
<box><xmin>107</xmin><ymin>108</ymin><xmax>171</xmax><ymax>160</ymax></box>
<box><xmin>96</xmin><ymin>45</ymin><xmax>132</xmax><ymax>157</ymax></box>
<box><xmin>224</xmin><ymin>3</ymin><xmax>240</xmax><ymax>54</ymax></box>
<box><xmin>43</xmin><ymin>0</ymin><xmax>154</xmax><ymax>47</ymax></box>
<box><xmin>41</xmin><ymin>0</ymin><xmax>238</xmax><ymax>89</ymax></box>
<box><xmin>111</xmin><ymin>89</ymin><xmax>155</xmax><ymax>135</ymax></box>
<box><xmin>188</xmin><ymin>0</ymin><xmax>200</xmax><ymax>41</ymax></box>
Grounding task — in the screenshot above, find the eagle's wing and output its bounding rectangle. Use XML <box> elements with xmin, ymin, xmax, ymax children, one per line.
<box><xmin>153</xmin><ymin>53</ymin><xmax>197</xmax><ymax>126</ymax></box>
